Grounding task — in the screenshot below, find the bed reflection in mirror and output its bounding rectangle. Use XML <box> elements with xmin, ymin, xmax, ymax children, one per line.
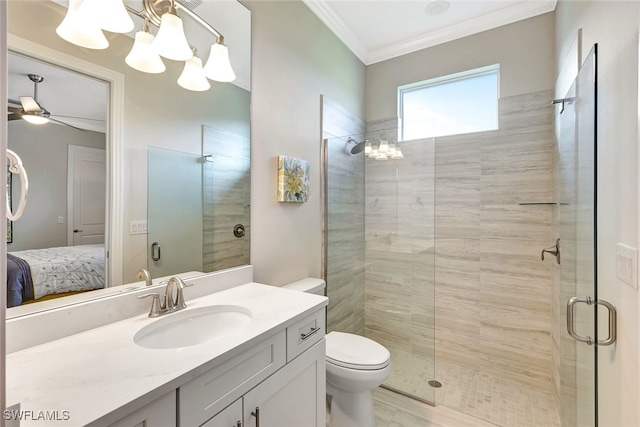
<box><xmin>7</xmin><ymin>52</ymin><xmax>108</xmax><ymax>308</ymax></box>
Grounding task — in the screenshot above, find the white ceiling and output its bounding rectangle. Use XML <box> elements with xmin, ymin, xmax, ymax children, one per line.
<box><xmin>302</xmin><ymin>0</ymin><xmax>557</xmax><ymax>65</ymax></box>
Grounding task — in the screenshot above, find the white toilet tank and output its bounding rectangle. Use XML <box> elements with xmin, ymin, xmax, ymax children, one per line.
<box><xmin>282</xmin><ymin>278</ymin><xmax>326</xmax><ymax>296</ymax></box>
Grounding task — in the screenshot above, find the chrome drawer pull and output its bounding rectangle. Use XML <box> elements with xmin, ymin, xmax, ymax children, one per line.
<box><xmin>251</xmin><ymin>407</ymin><xmax>260</xmax><ymax>427</ymax></box>
<box><xmin>301</xmin><ymin>327</ymin><xmax>321</xmax><ymax>341</ymax></box>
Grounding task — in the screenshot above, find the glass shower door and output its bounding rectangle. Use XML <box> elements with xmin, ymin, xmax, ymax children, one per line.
<box><xmin>557</xmin><ymin>44</ymin><xmax>604</xmax><ymax>427</ymax></box>
<box><xmin>147</xmin><ymin>147</ymin><xmax>203</xmax><ymax>278</ymax></box>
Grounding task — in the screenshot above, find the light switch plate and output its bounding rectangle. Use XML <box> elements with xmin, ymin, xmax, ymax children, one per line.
<box><xmin>616</xmin><ymin>243</ymin><xmax>638</xmax><ymax>289</ymax></box>
<box><xmin>129</xmin><ymin>220</ymin><xmax>148</xmax><ymax>235</ymax></box>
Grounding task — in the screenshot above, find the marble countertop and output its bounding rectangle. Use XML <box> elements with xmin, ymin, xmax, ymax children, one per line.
<box><xmin>6</xmin><ymin>282</ymin><xmax>328</xmax><ymax>427</ymax></box>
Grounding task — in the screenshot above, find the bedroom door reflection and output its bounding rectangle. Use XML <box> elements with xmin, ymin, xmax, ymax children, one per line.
<box><xmin>68</xmin><ymin>145</ymin><xmax>106</xmax><ymax>246</ymax></box>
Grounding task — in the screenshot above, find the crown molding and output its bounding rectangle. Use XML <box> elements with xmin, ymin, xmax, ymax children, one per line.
<box><xmin>301</xmin><ymin>0</ymin><xmax>369</xmax><ymax>64</ymax></box>
<box><xmin>303</xmin><ymin>0</ymin><xmax>557</xmax><ymax>66</ymax></box>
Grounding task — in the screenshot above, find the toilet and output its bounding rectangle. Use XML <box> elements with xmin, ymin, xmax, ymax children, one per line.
<box><xmin>283</xmin><ymin>279</ymin><xmax>392</xmax><ymax>427</ymax></box>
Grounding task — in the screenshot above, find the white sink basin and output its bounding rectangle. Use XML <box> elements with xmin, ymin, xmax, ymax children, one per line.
<box><xmin>134</xmin><ymin>305</ymin><xmax>252</xmax><ymax>349</ymax></box>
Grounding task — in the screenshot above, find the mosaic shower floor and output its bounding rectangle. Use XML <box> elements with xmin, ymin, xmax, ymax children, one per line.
<box><xmin>380</xmin><ymin>348</ymin><xmax>560</xmax><ymax>427</ymax></box>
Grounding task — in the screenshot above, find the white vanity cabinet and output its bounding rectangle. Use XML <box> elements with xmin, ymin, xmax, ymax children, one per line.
<box><xmin>200</xmin><ymin>399</ymin><xmax>242</xmax><ymax>427</ymax></box>
<box><xmin>180</xmin><ymin>308</ymin><xmax>326</xmax><ymax>427</ymax></box>
<box><xmin>109</xmin><ymin>391</ymin><xmax>176</xmax><ymax>427</ymax></box>
<box><xmin>243</xmin><ymin>339</ymin><xmax>325</xmax><ymax>427</ymax></box>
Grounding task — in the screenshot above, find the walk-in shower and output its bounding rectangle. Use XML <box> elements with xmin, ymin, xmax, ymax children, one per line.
<box><xmin>321</xmin><ymin>44</ymin><xmax>601</xmax><ymax>425</ymax></box>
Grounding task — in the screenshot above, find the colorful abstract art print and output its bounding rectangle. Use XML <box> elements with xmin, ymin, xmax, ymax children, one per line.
<box><xmin>277</xmin><ymin>155</ymin><xmax>310</xmax><ymax>202</ymax></box>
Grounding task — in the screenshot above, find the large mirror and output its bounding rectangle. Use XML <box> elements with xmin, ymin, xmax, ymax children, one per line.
<box><xmin>5</xmin><ymin>0</ymin><xmax>251</xmax><ymax>316</ymax></box>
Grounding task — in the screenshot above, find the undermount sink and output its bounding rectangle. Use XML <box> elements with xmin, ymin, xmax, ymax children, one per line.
<box><xmin>134</xmin><ymin>305</ymin><xmax>253</xmax><ymax>349</ymax></box>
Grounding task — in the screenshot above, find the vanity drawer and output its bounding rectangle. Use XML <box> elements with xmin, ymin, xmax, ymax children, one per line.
<box><xmin>286</xmin><ymin>309</ymin><xmax>325</xmax><ymax>362</ymax></box>
<box><xmin>179</xmin><ymin>331</ymin><xmax>286</xmax><ymax>427</ymax></box>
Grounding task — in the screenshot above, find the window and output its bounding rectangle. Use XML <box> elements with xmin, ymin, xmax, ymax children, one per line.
<box><xmin>398</xmin><ymin>64</ymin><xmax>499</xmax><ymax>141</ymax></box>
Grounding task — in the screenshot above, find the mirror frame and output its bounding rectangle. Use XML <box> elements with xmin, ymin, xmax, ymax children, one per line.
<box><xmin>6</xmin><ymin>34</ymin><xmax>124</xmax><ymax>316</ymax></box>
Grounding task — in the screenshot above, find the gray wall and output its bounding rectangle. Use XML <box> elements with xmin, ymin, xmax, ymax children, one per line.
<box><xmin>8</xmin><ymin>121</ymin><xmax>105</xmax><ymax>251</ymax></box>
<box><xmin>365</xmin><ymin>12</ymin><xmax>555</xmax><ymax>122</ymax></box>
<box><xmin>244</xmin><ymin>0</ymin><xmax>366</xmax><ymax>286</ymax></box>
<box><xmin>555</xmin><ymin>1</ymin><xmax>640</xmax><ymax>426</ymax></box>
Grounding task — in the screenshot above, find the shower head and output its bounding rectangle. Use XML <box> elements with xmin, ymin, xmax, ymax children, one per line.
<box><xmin>347</xmin><ymin>137</ymin><xmax>366</xmax><ymax>154</ymax></box>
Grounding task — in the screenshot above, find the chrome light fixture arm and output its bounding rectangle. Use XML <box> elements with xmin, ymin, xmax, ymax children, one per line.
<box><xmin>127</xmin><ymin>0</ymin><xmax>225</xmax><ymax>44</ymax></box>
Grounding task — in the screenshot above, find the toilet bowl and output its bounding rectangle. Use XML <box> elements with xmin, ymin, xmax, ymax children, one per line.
<box><xmin>282</xmin><ymin>279</ymin><xmax>392</xmax><ymax>427</ymax></box>
<box><xmin>325</xmin><ymin>331</ymin><xmax>391</xmax><ymax>427</ymax></box>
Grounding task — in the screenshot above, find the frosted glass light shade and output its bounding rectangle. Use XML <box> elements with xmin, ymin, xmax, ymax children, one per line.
<box><xmin>79</xmin><ymin>0</ymin><xmax>134</xmax><ymax>33</ymax></box>
<box><xmin>126</xmin><ymin>31</ymin><xmax>166</xmax><ymax>74</ymax></box>
<box><xmin>368</xmin><ymin>148</ymin><xmax>378</xmax><ymax>159</ymax></box>
<box><xmin>379</xmin><ymin>140</ymin><xmax>389</xmax><ymax>153</ymax></box>
<box><xmin>152</xmin><ymin>13</ymin><xmax>193</xmax><ymax>61</ymax></box>
<box><xmin>22</xmin><ymin>113</ymin><xmax>50</xmax><ymax>125</ymax></box>
<box><xmin>56</xmin><ymin>0</ymin><xmax>108</xmax><ymax>50</ymax></box>
<box><xmin>203</xmin><ymin>42</ymin><xmax>236</xmax><ymax>82</ymax></box>
<box><xmin>391</xmin><ymin>148</ymin><xmax>404</xmax><ymax>159</ymax></box>
<box><xmin>364</xmin><ymin>142</ymin><xmax>372</xmax><ymax>155</ymax></box>
<box><xmin>178</xmin><ymin>57</ymin><xmax>211</xmax><ymax>92</ymax></box>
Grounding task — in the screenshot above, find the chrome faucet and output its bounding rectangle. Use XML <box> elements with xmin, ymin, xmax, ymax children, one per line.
<box><xmin>137</xmin><ymin>276</ymin><xmax>193</xmax><ymax>317</ymax></box>
<box><xmin>135</xmin><ymin>268</ymin><xmax>153</xmax><ymax>287</ymax></box>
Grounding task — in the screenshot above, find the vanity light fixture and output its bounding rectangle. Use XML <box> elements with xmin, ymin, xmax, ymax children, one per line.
<box><xmin>56</xmin><ymin>0</ymin><xmax>236</xmax><ymax>91</ymax></box>
<box><xmin>125</xmin><ymin>20</ymin><xmax>166</xmax><ymax>74</ymax></box>
<box><xmin>151</xmin><ymin>0</ymin><xmax>193</xmax><ymax>61</ymax></box>
<box><xmin>178</xmin><ymin>52</ymin><xmax>211</xmax><ymax>92</ymax></box>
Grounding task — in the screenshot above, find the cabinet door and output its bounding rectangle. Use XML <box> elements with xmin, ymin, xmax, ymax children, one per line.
<box><xmin>109</xmin><ymin>390</ymin><xmax>176</xmax><ymax>427</ymax></box>
<box><xmin>243</xmin><ymin>340</ymin><xmax>325</xmax><ymax>427</ymax></box>
<box><xmin>201</xmin><ymin>399</ymin><xmax>242</xmax><ymax>427</ymax></box>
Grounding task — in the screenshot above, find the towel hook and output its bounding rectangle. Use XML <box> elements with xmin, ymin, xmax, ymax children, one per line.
<box><xmin>7</xmin><ymin>149</ymin><xmax>28</xmax><ymax>221</ymax></box>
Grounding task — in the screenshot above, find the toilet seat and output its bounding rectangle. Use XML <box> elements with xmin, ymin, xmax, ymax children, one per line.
<box><xmin>326</xmin><ymin>331</ymin><xmax>390</xmax><ymax>371</ymax></box>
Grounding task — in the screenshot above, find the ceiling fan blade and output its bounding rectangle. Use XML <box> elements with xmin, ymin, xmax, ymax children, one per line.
<box><xmin>52</xmin><ymin>114</ymin><xmax>105</xmax><ymax>122</ymax></box>
<box><xmin>20</xmin><ymin>96</ymin><xmax>42</xmax><ymax>113</ymax></box>
<box><xmin>8</xmin><ymin>105</ymin><xmax>22</xmax><ymax>114</ymax></box>
<box><xmin>7</xmin><ymin>112</ymin><xmax>23</xmax><ymax>121</ymax></box>
<box><xmin>48</xmin><ymin>116</ymin><xmax>87</xmax><ymax>132</ymax></box>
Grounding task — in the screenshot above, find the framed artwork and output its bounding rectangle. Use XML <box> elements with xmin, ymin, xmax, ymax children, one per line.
<box><xmin>277</xmin><ymin>155</ymin><xmax>310</xmax><ymax>203</ymax></box>
<box><xmin>7</xmin><ymin>168</ymin><xmax>12</xmax><ymax>243</ymax></box>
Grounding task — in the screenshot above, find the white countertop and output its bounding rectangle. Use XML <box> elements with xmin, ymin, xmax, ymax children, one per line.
<box><xmin>6</xmin><ymin>282</ymin><xmax>328</xmax><ymax>427</ymax></box>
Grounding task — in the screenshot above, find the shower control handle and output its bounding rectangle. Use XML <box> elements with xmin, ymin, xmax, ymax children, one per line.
<box><xmin>541</xmin><ymin>238</ymin><xmax>560</xmax><ymax>264</ymax></box>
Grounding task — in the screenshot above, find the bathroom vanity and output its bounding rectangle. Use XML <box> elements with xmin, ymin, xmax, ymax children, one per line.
<box><xmin>5</xmin><ymin>269</ymin><xmax>327</xmax><ymax>427</ymax></box>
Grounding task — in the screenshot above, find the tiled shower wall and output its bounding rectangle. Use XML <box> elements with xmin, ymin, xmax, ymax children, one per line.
<box><xmin>364</xmin><ymin>90</ymin><xmax>555</xmax><ymax>394</ymax></box>
<box><xmin>202</xmin><ymin>126</ymin><xmax>251</xmax><ymax>272</ymax></box>
<box><xmin>322</xmin><ymin>98</ymin><xmax>366</xmax><ymax>335</ymax></box>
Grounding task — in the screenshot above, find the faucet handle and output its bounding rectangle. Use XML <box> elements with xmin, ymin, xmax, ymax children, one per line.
<box><xmin>137</xmin><ymin>292</ymin><xmax>162</xmax><ymax>317</ymax></box>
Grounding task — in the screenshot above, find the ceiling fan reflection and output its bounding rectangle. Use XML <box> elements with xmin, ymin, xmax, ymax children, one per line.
<box><xmin>8</xmin><ymin>74</ymin><xmax>101</xmax><ymax>132</ymax></box>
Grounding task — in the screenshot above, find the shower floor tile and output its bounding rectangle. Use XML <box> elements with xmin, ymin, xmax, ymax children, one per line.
<box><xmin>436</xmin><ymin>361</ymin><xmax>560</xmax><ymax>427</ymax></box>
<box><xmin>380</xmin><ymin>348</ymin><xmax>560</xmax><ymax>427</ymax></box>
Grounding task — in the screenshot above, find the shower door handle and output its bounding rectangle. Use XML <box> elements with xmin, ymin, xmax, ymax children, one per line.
<box><xmin>151</xmin><ymin>242</ymin><xmax>161</xmax><ymax>262</ymax></box>
<box><xmin>567</xmin><ymin>296</ymin><xmax>617</xmax><ymax>346</ymax></box>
